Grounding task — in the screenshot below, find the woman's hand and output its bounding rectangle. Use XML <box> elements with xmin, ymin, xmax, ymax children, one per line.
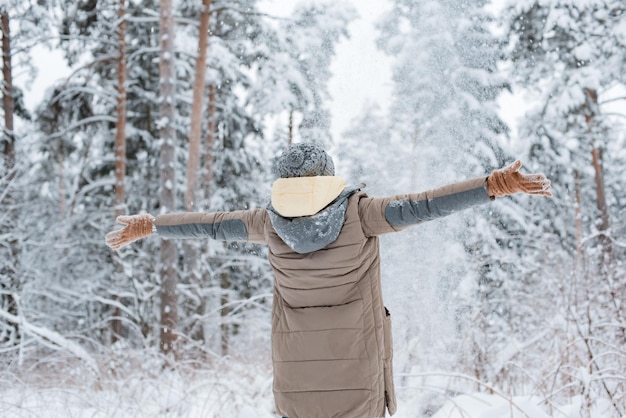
<box><xmin>487</xmin><ymin>160</ymin><xmax>552</xmax><ymax>198</ymax></box>
<box><xmin>105</xmin><ymin>214</ymin><xmax>155</xmax><ymax>250</ymax></box>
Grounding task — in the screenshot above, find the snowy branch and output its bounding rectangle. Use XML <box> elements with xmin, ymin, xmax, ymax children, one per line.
<box><xmin>0</xmin><ymin>305</ymin><xmax>99</xmax><ymax>374</ymax></box>
<box><xmin>0</xmin><ymin>166</ymin><xmax>18</xmax><ymax>204</ymax></box>
<box><xmin>396</xmin><ymin>372</ymin><xmax>532</xmax><ymax>418</ymax></box>
<box><xmin>58</xmin><ymin>55</ymin><xmax>119</xmax><ymax>88</ymax></box>
<box><xmin>599</xmin><ymin>96</ymin><xmax>626</xmax><ymax>105</ymax></box>
<box><xmin>45</xmin><ymin>115</ymin><xmax>117</xmax><ymax>141</ymax></box>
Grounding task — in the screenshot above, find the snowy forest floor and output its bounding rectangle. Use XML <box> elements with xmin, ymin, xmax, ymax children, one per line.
<box><xmin>0</xmin><ymin>350</ymin><xmax>275</xmax><ymax>417</ymax></box>
<box><xmin>0</xmin><ymin>351</ymin><xmax>616</xmax><ymax>418</ymax></box>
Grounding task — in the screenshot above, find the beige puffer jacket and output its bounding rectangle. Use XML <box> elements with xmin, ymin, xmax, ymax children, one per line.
<box><xmin>155</xmin><ymin>176</ymin><xmax>491</xmax><ymax>417</ymax></box>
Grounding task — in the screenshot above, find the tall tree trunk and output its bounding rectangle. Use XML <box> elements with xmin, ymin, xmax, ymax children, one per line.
<box><xmin>196</xmin><ymin>13</ymin><xmax>217</xmax><ymax>350</ymax></box>
<box><xmin>184</xmin><ymin>0</ymin><xmax>212</xmax><ymax>344</ymax></box>
<box><xmin>288</xmin><ymin>110</ymin><xmax>293</xmax><ymax>145</ymax></box>
<box><xmin>590</xmin><ymin>145</ymin><xmax>612</xmax><ymax>261</ymax></box>
<box><xmin>1</xmin><ymin>10</ymin><xmax>14</xmax><ymax>169</ymax></box>
<box><xmin>1</xmin><ymin>8</ymin><xmax>18</xmax><ymax>343</ymax></box>
<box><xmin>584</xmin><ymin>88</ymin><xmax>623</xmax><ymax>343</ymax></box>
<box><xmin>57</xmin><ymin>138</ymin><xmax>66</xmax><ymax>228</ymax></box>
<box><xmin>220</xmin><ymin>269</ymin><xmax>230</xmax><ymax>356</ymax></box>
<box><xmin>573</xmin><ymin>169</ymin><xmax>583</xmax><ymax>272</ymax></box>
<box><xmin>158</xmin><ymin>0</ymin><xmax>178</xmax><ymax>357</ymax></box>
<box><xmin>112</xmin><ymin>0</ymin><xmax>128</xmax><ymax>344</ymax></box>
<box><xmin>202</xmin><ymin>84</ymin><xmax>216</xmax><ymax>196</ymax></box>
<box><xmin>584</xmin><ymin>88</ymin><xmax>612</xmax><ymax>264</ymax></box>
<box><xmin>186</xmin><ymin>0</ymin><xmax>212</xmax><ymax>212</ymax></box>
<box><xmin>201</xmin><ymin>84</ymin><xmax>216</xmax><ymax>348</ymax></box>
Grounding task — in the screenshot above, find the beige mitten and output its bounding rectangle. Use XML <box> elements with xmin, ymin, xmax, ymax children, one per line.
<box><xmin>487</xmin><ymin>160</ymin><xmax>552</xmax><ymax>198</ymax></box>
<box><xmin>105</xmin><ymin>214</ymin><xmax>155</xmax><ymax>250</ymax></box>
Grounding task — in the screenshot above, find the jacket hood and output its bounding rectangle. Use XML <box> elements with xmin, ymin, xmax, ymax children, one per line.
<box><xmin>267</xmin><ymin>177</ymin><xmax>360</xmax><ymax>254</ymax></box>
<box><xmin>270</xmin><ymin>176</ymin><xmax>346</xmax><ymax>217</ymax></box>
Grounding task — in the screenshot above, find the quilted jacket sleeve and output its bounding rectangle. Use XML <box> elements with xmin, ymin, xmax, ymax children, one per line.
<box><xmin>154</xmin><ymin>208</ymin><xmax>267</xmax><ymax>244</ymax></box>
<box><xmin>358</xmin><ymin>177</ymin><xmax>492</xmax><ymax>237</ymax></box>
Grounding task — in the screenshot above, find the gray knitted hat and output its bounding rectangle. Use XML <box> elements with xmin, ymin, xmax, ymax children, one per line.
<box><xmin>276</xmin><ymin>143</ymin><xmax>335</xmax><ymax>178</ymax></box>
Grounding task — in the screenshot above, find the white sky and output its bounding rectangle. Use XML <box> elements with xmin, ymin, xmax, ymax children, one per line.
<box><xmin>325</xmin><ymin>1</ymin><xmax>393</xmax><ymax>140</ymax></box>
<box><xmin>20</xmin><ymin>47</ymin><xmax>66</xmax><ymax>111</ymax></box>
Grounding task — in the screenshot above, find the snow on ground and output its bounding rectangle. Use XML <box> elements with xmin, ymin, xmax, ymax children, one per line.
<box><xmin>1</xmin><ymin>377</ymin><xmax>617</xmax><ymax>418</ymax></box>
<box><xmin>0</xmin><ymin>352</ymin><xmax>617</xmax><ymax>418</ymax></box>
<box><xmin>0</xmin><ymin>358</ymin><xmax>276</xmax><ymax>418</ymax></box>
<box><xmin>427</xmin><ymin>393</ymin><xmax>615</xmax><ymax>418</ymax></box>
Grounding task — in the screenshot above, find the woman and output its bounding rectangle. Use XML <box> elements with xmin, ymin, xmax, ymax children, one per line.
<box><xmin>106</xmin><ymin>143</ymin><xmax>551</xmax><ymax>417</ymax></box>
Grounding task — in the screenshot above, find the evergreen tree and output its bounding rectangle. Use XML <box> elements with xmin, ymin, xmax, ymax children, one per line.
<box><xmin>1</xmin><ymin>5</ymin><xmax>18</xmax><ymax>348</ymax></box>
<box><xmin>374</xmin><ymin>0</ymin><xmax>524</xmax><ymax>408</ymax></box>
<box><xmin>279</xmin><ymin>1</ymin><xmax>356</xmax><ymax>145</ymax></box>
<box><xmin>0</xmin><ymin>0</ymin><xmax>365</xmax><ymax>377</ymax></box>
<box><xmin>109</xmin><ymin>0</ymin><xmax>129</xmax><ymax>345</ymax></box>
<box><xmin>337</xmin><ymin>102</ymin><xmax>391</xmax><ymax>194</ymax></box>
<box><xmin>178</xmin><ymin>0</ymin><xmax>356</xmax><ymax>355</ymax></box>
<box><xmin>503</xmin><ymin>0</ymin><xmax>626</xmax><ymax>413</ymax></box>
<box><xmin>0</xmin><ymin>0</ymin><xmax>75</xmax><ymax>353</ymax></box>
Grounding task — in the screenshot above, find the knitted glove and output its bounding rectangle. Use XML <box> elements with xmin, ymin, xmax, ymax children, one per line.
<box><xmin>105</xmin><ymin>214</ymin><xmax>155</xmax><ymax>250</ymax></box>
<box><xmin>487</xmin><ymin>160</ymin><xmax>552</xmax><ymax>198</ymax></box>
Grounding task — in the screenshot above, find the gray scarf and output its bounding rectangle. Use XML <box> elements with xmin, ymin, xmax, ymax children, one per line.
<box><xmin>267</xmin><ymin>185</ymin><xmax>361</xmax><ymax>254</ymax></box>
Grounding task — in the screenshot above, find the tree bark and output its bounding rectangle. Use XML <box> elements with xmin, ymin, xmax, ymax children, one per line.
<box><xmin>573</xmin><ymin>169</ymin><xmax>583</xmax><ymax>272</ymax></box>
<box><xmin>1</xmin><ymin>8</ymin><xmax>18</xmax><ymax>343</ymax></box>
<box><xmin>202</xmin><ymin>84</ymin><xmax>216</xmax><ymax>197</ymax></box>
<box><xmin>288</xmin><ymin>110</ymin><xmax>293</xmax><ymax>145</ymax></box>
<box><xmin>590</xmin><ymin>145</ymin><xmax>612</xmax><ymax>262</ymax></box>
<box><xmin>584</xmin><ymin>88</ymin><xmax>624</xmax><ymax>344</ymax></box>
<box><xmin>220</xmin><ymin>268</ymin><xmax>230</xmax><ymax>356</ymax></box>
<box><xmin>584</xmin><ymin>88</ymin><xmax>612</xmax><ymax>264</ymax></box>
<box><xmin>185</xmin><ymin>0</ymin><xmax>212</xmax><ymax>212</ymax></box>
<box><xmin>1</xmin><ymin>10</ymin><xmax>14</xmax><ymax>170</ymax></box>
<box><xmin>57</xmin><ymin>138</ymin><xmax>66</xmax><ymax>228</ymax></box>
<box><xmin>158</xmin><ymin>0</ymin><xmax>178</xmax><ymax>357</ymax></box>
<box><xmin>200</xmin><ymin>85</ymin><xmax>216</xmax><ymax>348</ymax></box>
<box><xmin>114</xmin><ymin>0</ymin><xmax>128</xmax><ymax>218</ymax></box>
<box><xmin>112</xmin><ymin>0</ymin><xmax>128</xmax><ymax>344</ymax></box>
<box><xmin>184</xmin><ymin>0</ymin><xmax>212</xmax><ymax>344</ymax></box>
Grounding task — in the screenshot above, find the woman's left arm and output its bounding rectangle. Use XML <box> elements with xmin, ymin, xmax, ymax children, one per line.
<box><xmin>358</xmin><ymin>160</ymin><xmax>551</xmax><ymax>237</ymax></box>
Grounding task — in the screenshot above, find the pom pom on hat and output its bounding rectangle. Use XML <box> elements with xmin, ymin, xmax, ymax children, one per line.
<box><xmin>276</xmin><ymin>143</ymin><xmax>335</xmax><ymax>178</ymax></box>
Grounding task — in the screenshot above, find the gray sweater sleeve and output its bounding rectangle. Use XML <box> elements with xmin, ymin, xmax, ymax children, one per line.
<box><xmin>154</xmin><ymin>209</ymin><xmax>267</xmax><ymax>243</ymax></box>
<box><xmin>359</xmin><ymin>177</ymin><xmax>492</xmax><ymax>237</ymax></box>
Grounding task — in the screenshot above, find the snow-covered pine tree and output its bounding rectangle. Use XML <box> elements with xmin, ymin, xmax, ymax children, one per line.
<box><xmin>336</xmin><ymin>102</ymin><xmax>391</xmax><ymax>194</ymax></box>
<box><xmin>167</xmin><ymin>0</ymin><xmax>212</xmax><ymax>349</ymax></box>
<box><xmin>5</xmin><ymin>0</ymin><xmax>172</xmax><ymax>356</ymax></box>
<box><xmin>504</xmin><ymin>0</ymin><xmax>626</xmax><ymax>414</ymax></box>
<box><xmin>1</xmin><ymin>5</ymin><xmax>18</xmax><ymax>349</ymax></box>
<box><xmin>2</xmin><ymin>0</ymin><xmax>375</xmax><ymax>372</ymax></box>
<box><xmin>278</xmin><ymin>1</ymin><xmax>356</xmax><ymax>145</ymax></box>
<box><xmin>34</xmin><ymin>0</ymin><xmax>164</xmax><ymax>352</ymax></box>
<box><xmin>171</xmin><ymin>0</ymin><xmax>356</xmax><ymax>357</ymax></box>
<box><xmin>164</xmin><ymin>0</ymin><xmax>272</xmax><ymax>356</ymax></box>
<box><xmin>110</xmin><ymin>0</ymin><xmax>128</xmax><ymax>345</ymax></box>
<box><xmin>157</xmin><ymin>0</ymin><xmax>178</xmax><ymax>357</ymax></box>
<box><xmin>1</xmin><ymin>0</ymin><xmax>103</xmax><ymax>356</ymax></box>
<box><xmin>374</xmin><ymin>0</ymin><xmax>521</xmax><ymax>408</ymax></box>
